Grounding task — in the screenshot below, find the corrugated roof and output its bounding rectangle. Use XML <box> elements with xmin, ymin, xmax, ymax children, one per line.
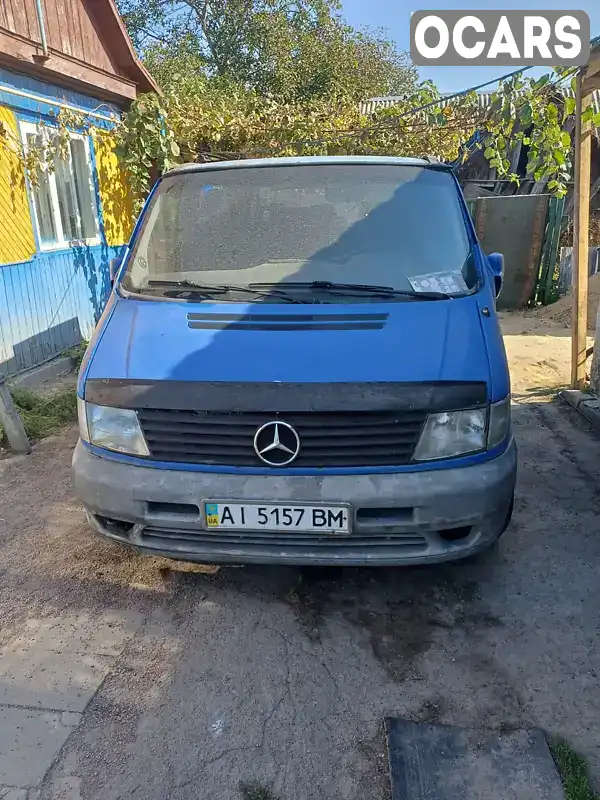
<box><xmin>359</xmin><ymin>88</ymin><xmax>600</xmax><ymax>116</ymax></box>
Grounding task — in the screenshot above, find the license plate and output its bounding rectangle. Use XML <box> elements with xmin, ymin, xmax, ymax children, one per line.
<box><xmin>204</xmin><ymin>502</ymin><xmax>351</xmax><ymax>534</ymax></box>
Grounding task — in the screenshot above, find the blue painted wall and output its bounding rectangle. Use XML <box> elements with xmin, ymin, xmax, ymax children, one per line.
<box><xmin>0</xmin><ymin>67</ymin><xmax>127</xmax><ymax>376</ymax></box>
<box><xmin>0</xmin><ymin>244</ymin><xmax>122</xmax><ymax>374</ymax></box>
<box><xmin>0</xmin><ymin>67</ymin><xmax>120</xmax><ymax>128</ymax></box>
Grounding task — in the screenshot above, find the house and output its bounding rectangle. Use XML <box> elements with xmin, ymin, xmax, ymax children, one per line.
<box><xmin>0</xmin><ymin>0</ymin><xmax>158</xmax><ymax>376</ymax></box>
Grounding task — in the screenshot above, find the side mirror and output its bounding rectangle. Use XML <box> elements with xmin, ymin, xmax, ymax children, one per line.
<box><xmin>487</xmin><ymin>252</ymin><xmax>504</xmax><ymax>298</ymax></box>
<box><xmin>109</xmin><ymin>257</ymin><xmax>122</xmax><ymax>284</ymax></box>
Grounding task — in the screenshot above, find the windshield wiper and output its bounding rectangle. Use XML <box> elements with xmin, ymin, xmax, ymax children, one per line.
<box><xmin>250</xmin><ymin>281</ymin><xmax>452</xmax><ymax>300</ymax></box>
<box><xmin>144</xmin><ymin>280</ymin><xmax>310</xmax><ymax>304</ymax></box>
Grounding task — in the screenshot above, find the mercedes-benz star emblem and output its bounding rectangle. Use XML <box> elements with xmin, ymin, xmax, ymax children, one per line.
<box><xmin>253</xmin><ymin>421</ymin><xmax>301</xmax><ymax>466</ymax></box>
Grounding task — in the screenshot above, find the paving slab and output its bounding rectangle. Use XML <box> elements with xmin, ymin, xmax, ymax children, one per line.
<box><xmin>0</xmin><ymin>649</ymin><xmax>112</xmax><ymax>713</ymax></box>
<box><xmin>7</xmin><ymin>613</ymin><xmax>144</xmax><ymax>658</ymax></box>
<box><xmin>559</xmin><ymin>389</ymin><xmax>600</xmax><ymax>429</ymax></box>
<box><xmin>0</xmin><ymin>613</ymin><xmax>143</xmax><ymax>713</ymax></box>
<box><xmin>0</xmin><ymin>707</ymin><xmax>78</xmax><ymax>788</ymax></box>
<box><xmin>386</xmin><ymin>719</ymin><xmax>565</xmax><ymax>800</ymax></box>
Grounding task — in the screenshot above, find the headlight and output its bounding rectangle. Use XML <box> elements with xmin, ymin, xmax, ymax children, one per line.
<box><xmin>78</xmin><ymin>398</ymin><xmax>149</xmax><ymax>456</ymax></box>
<box><xmin>487</xmin><ymin>396</ymin><xmax>511</xmax><ymax>448</ymax></box>
<box><xmin>414</xmin><ymin>408</ymin><xmax>487</xmax><ymax>461</ymax></box>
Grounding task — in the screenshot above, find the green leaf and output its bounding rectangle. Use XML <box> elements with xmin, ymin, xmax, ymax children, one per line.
<box><xmin>519</xmin><ymin>103</ymin><xmax>533</xmax><ymax>125</ymax></box>
<box><xmin>553</xmin><ymin>149</ymin><xmax>566</xmax><ymax>166</ymax></box>
<box><xmin>170</xmin><ymin>140</ymin><xmax>180</xmax><ymax>156</ymax></box>
<box><xmin>581</xmin><ymin>108</ymin><xmax>595</xmax><ymax>123</ymax></box>
<box><xmin>561</xmin><ymin>131</ymin><xmax>571</xmax><ymax>148</ymax></box>
<box><xmin>484</xmin><ymin>147</ymin><xmax>495</xmax><ymax>159</ymax></box>
<box><xmin>563</xmin><ymin>97</ymin><xmax>576</xmax><ymax>119</ymax></box>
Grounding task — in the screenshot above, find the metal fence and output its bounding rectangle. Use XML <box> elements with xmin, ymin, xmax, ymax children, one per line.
<box><xmin>557</xmin><ymin>246</ymin><xmax>600</xmax><ymax>297</ymax></box>
<box><xmin>466</xmin><ymin>194</ymin><xmax>564</xmax><ymax>309</ymax></box>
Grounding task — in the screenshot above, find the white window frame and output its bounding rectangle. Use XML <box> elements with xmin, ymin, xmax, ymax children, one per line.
<box><xmin>19</xmin><ymin>120</ymin><xmax>101</xmax><ymax>251</ymax></box>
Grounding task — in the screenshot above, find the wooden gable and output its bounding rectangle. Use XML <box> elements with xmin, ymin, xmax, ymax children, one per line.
<box><xmin>0</xmin><ymin>0</ymin><xmax>158</xmax><ymax>104</ymax></box>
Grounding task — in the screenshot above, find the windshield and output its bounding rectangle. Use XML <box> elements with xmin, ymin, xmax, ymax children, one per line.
<box><xmin>122</xmin><ymin>164</ymin><xmax>475</xmax><ymax>300</ymax></box>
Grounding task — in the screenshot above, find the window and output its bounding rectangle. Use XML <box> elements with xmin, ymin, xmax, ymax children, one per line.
<box><xmin>20</xmin><ymin>121</ymin><xmax>100</xmax><ymax>249</ymax></box>
<box><xmin>124</xmin><ymin>164</ymin><xmax>474</xmax><ymax>298</ymax></box>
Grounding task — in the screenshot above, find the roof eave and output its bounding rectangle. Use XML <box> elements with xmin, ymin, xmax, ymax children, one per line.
<box><xmin>104</xmin><ymin>0</ymin><xmax>161</xmax><ymax>96</ymax></box>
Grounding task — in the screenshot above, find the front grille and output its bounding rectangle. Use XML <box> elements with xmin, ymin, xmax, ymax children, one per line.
<box><xmin>137</xmin><ymin>409</ymin><xmax>428</xmax><ymax>467</ymax></box>
<box><xmin>141</xmin><ymin>527</ymin><xmax>428</xmax><ymax>551</ymax></box>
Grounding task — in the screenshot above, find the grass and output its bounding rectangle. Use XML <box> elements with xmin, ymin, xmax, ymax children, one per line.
<box><xmin>0</xmin><ymin>387</ymin><xmax>78</xmax><ymax>449</ymax></box>
<box><xmin>551</xmin><ymin>740</ymin><xmax>600</xmax><ymax>800</ymax></box>
<box><xmin>63</xmin><ymin>341</ymin><xmax>88</xmax><ymax>369</ymax></box>
<box><xmin>239</xmin><ymin>783</ymin><xmax>281</xmax><ymax>800</ymax></box>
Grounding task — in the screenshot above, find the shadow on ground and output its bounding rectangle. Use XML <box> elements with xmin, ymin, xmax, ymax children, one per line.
<box><xmin>2</xmin><ymin>393</ymin><xmax>600</xmax><ymax>799</ymax></box>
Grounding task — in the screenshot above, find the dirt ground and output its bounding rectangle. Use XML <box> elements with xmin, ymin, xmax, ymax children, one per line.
<box><xmin>1</xmin><ymin>311</ymin><xmax>600</xmax><ymax>800</ymax></box>
<box><xmin>529</xmin><ymin>272</ymin><xmax>600</xmax><ymax>334</ymax></box>
<box><xmin>500</xmin><ymin>310</ymin><xmax>594</xmax><ymax>396</ymax></box>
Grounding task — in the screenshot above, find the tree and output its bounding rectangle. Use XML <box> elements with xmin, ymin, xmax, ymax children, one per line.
<box><xmin>107</xmin><ymin>79</ymin><xmax>487</xmax><ymax>206</ymax></box>
<box><xmin>116</xmin><ymin>0</ymin><xmax>417</xmax><ymax>102</ymax></box>
<box><xmin>483</xmin><ymin>71</ymin><xmax>600</xmax><ymax>198</ymax></box>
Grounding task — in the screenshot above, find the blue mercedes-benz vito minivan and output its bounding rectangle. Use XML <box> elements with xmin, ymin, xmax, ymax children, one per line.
<box><xmin>73</xmin><ymin>156</ymin><xmax>516</xmax><ymax>566</ymax></box>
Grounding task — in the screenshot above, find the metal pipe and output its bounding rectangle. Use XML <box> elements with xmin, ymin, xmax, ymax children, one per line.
<box><xmin>33</xmin><ymin>0</ymin><xmax>49</xmax><ymax>58</ymax></box>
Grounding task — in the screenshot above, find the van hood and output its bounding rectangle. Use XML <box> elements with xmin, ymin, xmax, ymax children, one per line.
<box><xmin>85</xmin><ymin>295</ymin><xmax>492</xmax><ymax>388</ymax></box>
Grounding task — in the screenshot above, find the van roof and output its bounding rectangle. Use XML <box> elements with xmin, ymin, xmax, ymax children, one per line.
<box><xmin>165</xmin><ymin>155</ymin><xmax>453</xmax><ymax>177</ymax></box>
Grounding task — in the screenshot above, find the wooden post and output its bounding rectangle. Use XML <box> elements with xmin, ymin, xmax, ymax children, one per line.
<box><xmin>0</xmin><ymin>375</ymin><xmax>31</xmax><ymax>454</ymax></box>
<box><xmin>571</xmin><ymin>72</ymin><xmax>593</xmax><ymax>389</ymax></box>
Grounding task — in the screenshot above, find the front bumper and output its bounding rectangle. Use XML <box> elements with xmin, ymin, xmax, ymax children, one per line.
<box><xmin>72</xmin><ymin>440</ymin><xmax>517</xmax><ymax>566</ymax></box>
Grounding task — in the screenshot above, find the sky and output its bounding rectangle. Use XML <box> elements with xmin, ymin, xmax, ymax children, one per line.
<box><xmin>340</xmin><ymin>0</ymin><xmax>600</xmax><ymax>93</ymax></box>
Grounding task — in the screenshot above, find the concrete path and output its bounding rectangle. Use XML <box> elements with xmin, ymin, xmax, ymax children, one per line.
<box><xmin>0</xmin><ymin>317</ymin><xmax>599</xmax><ymax>799</ymax></box>
<box><xmin>0</xmin><ymin>612</ymin><xmax>142</xmax><ymax>798</ymax></box>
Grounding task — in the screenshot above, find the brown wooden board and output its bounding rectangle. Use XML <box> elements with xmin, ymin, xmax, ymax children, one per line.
<box><xmin>0</xmin><ymin>0</ymin><xmax>157</xmax><ymax>98</ymax></box>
